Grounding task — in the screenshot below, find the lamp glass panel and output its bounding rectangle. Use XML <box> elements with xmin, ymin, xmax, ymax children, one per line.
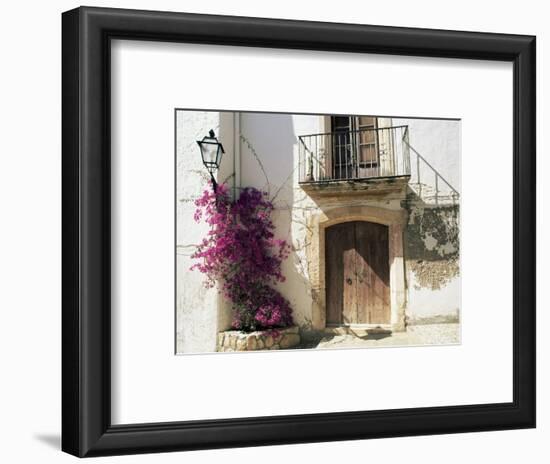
<box><xmin>201</xmin><ymin>142</ymin><xmax>218</xmax><ymax>166</ymax></box>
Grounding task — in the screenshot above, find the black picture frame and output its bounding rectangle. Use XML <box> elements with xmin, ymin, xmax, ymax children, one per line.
<box><xmin>62</xmin><ymin>6</ymin><xmax>536</xmax><ymax>457</ymax></box>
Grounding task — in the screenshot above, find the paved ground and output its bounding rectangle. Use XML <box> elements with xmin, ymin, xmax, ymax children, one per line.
<box><xmin>297</xmin><ymin>323</ymin><xmax>460</xmax><ymax>350</ymax></box>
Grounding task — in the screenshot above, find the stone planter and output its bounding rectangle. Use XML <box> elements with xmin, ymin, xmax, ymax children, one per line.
<box><xmin>217</xmin><ymin>326</ymin><xmax>301</xmax><ymax>352</ymax></box>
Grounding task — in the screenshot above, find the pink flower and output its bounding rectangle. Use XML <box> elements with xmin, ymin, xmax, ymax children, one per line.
<box><xmin>190</xmin><ymin>184</ymin><xmax>293</xmax><ymax>332</ymax></box>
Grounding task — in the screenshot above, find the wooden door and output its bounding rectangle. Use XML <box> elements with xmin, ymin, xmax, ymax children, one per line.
<box><xmin>326</xmin><ymin>221</ymin><xmax>390</xmax><ymax>325</ymax></box>
<box><xmin>330</xmin><ymin>116</ymin><xmax>379</xmax><ymax>180</ymax></box>
<box><xmin>354</xmin><ymin>221</ymin><xmax>390</xmax><ymax>324</ymax></box>
<box><xmin>331</xmin><ymin>116</ymin><xmax>354</xmax><ymax>180</ymax></box>
<box><xmin>355</xmin><ymin>116</ymin><xmax>379</xmax><ymax>178</ymax></box>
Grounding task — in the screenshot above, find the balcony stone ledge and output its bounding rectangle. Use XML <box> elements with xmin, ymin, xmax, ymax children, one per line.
<box><xmin>299</xmin><ymin>175</ymin><xmax>410</xmax><ymax>198</ymax></box>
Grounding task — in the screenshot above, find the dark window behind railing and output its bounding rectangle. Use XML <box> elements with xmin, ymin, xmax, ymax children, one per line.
<box><xmin>298</xmin><ymin>125</ymin><xmax>411</xmax><ymax>183</ymax></box>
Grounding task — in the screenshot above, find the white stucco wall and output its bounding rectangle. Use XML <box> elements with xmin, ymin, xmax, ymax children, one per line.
<box><xmin>239</xmin><ymin>113</ymin><xmax>319</xmax><ymax>328</ymax></box>
<box><xmin>175</xmin><ymin>110</ymin><xmax>235</xmax><ymax>354</ymax></box>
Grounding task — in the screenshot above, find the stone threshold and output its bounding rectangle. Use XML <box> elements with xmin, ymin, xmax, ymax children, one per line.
<box><xmin>405</xmin><ymin>314</ymin><xmax>460</xmax><ymax>326</ymax></box>
<box><xmin>324</xmin><ymin>324</ymin><xmax>393</xmax><ymax>336</ymax></box>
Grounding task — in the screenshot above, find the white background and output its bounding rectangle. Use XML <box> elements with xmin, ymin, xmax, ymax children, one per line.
<box><xmin>0</xmin><ymin>0</ymin><xmax>546</xmax><ymax>463</ymax></box>
<box><xmin>112</xmin><ymin>41</ymin><xmax>511</xmax><ymax>424</ymax></box>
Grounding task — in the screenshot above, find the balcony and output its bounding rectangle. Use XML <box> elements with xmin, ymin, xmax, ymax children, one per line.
<box><xmin>298</xmin><ymin>125</ymin><xmax>411</xmax><ymax>197</ymax></box>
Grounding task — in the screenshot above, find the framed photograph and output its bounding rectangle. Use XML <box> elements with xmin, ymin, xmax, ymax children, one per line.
<box><xmin>176</xmin><ymin>110</ymin><xmax>462</xmax><ymax>355</ymax></box>
<box><xmin>62</xmin><ymin>6</ymin><xmax>536</xmax><ymax>457</ymax></box>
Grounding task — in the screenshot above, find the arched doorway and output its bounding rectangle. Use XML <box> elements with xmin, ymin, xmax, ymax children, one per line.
<box><xmin>325</xmin><ymin>221</ymin><xmax>390</xmax><ymax>326</ymax></box>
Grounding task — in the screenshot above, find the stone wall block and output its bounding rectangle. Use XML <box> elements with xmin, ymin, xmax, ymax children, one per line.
<box><xmin>246</xmin><ymin>337</ymin><xmax>257</xmax><ymax>351</ymax></box>
<box><xmin>280</xmin><ymin>334</ymin><xmax>300</xmax><ymax>349</ymax></box>
<box><xmin>216</xmin><ymin>327</ymin><xmax>301</xmax><ymax>352</ymax></box>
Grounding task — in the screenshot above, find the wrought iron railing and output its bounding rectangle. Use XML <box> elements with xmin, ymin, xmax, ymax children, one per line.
<box><xmin>298</xmin><ymin>125</ymin><xmax>411</xmax><ymax>183</ymax></box>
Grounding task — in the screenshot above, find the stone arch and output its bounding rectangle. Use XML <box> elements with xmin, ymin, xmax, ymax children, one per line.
<box><xmin>306</xmin><ymin>205</ymin><xmax>407</xmax><ymax>331</ymax></box>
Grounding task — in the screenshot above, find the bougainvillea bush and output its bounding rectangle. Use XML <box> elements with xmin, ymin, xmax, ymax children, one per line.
<box><xmin>190</xmin><ymin>183</ymin><xmax>293</xmax><ymax>332</ymax></box>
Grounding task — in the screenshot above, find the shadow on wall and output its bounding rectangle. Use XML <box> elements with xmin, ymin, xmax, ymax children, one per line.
<box><xmin>237</xmin><ymin>113</ymin><xmax>314</xmax><ymax>331</ymax></box>
<box><xmin>406</xmin><ymin>141</ymin><xmax>460</xmax><ymax>206</ymax></box>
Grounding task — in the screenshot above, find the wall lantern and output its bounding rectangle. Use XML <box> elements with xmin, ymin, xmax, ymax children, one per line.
<box><xmin>197</xmin><ymin>129</ymin><xmax>225</xmax><ymax>192</ymax></box>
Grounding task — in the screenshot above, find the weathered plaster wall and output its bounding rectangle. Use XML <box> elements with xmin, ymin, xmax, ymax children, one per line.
<box><xmin>403</xmin><ymin>200</ymin><xmax>461</xmax><ymax>323</ymax></box>
<box><xmin>392</xmin><ymin>118</ymin><xmax>461</xmax><ymax>323</ymax></box>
